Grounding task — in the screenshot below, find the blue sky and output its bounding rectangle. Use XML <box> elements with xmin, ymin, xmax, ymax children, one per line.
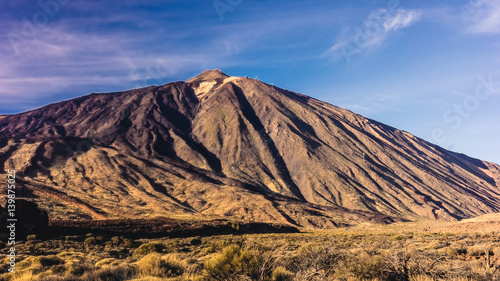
<box><xmin>1</xmin><ymin>0</ymin><xmax>499</xmax><ymax>164</ymax></box>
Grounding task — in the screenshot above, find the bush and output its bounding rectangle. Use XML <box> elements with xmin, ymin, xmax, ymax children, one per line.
<box><xmin>445</xmin><ymin>247</ymin><xmax>459</xmax><ymax>256</ymax></box>
<box><xmin>134</xmin><ymin>242</ymin><xmax>167</xmax><ymax>255</ymax></box>
<box><xmin>272</xmin><ymin>266</ymin><xmax>294</xmax><ymax>281</ymax></box>
<box><xmin>204</xmin><ymin>245</ymin><xmax>259</xmax><ymax>280</ymax></box>
<box><xmin>95</xmin><ymin>258</ymin><xmax>119</xmax><ymax>268</ymax></box>
<box><xmin>392</xmin><ymin>234</ymin><xmax>405</xmax><ymax>241</ymax></box>
<box><xmin>110</xmin><ymin>236</ymin><xmax>123</xmax><ymax>246</ymax></box>
<box><xmin>428</xmin><ymin>241</ymin><xmax>449</xmax><ymax>250</ymax></box>
<box><xmin>18</xmin><ymin>255</ymin><xmax>64</xmax><ymax>268</ymax></box>
<box><xmin>135</xmin><ymin>253</ymin><xmax>183</xmax><ymax>278</ymax></box>
<box><xmin>84</xmin><ymin>237</ymin><xmax>98</xmax><ymax>247</ymax></box>
<box><xmin>292</xmin><ymin>243</ymin><xmax>339</xmax><ymax>279</ymax></box>
<box><xmin>27</xmin><ymin>234</ymin><xmax>38</xmax><ymax>241</ymax></box>
<box><xmin>231</xmin><ymin>222</ymin><xmax>240</xmax><ymax>231</ymax></box>
<box><xmin>81</xmin><ymin>265</ymin><xmax>135</xmax><ymax>281</ymax></box>
<box><xmin>467</xmin><ymin>246</ymin><xmax>483</xmax><ymax>257</ymax></box>
<box><xmin>345</xmin><ymin>252</ymin><xmax>385</xmax><ymax>280</ymax></box>
<box><xmin>66</xmin><ymin>263</ymin><xmax>87</xmax><ymax>276</ymax></box>
<box><xmin>38</xmin><ymin>274</ymin><xmax>80</xmax><ymax>281</ymax></box>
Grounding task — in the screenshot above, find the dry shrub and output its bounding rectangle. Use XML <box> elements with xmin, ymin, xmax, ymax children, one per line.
<box><xmin>84</xmin><ymin>237</ymin><xmax>98</xmax><ymax>247</ymax></box>
<box><xmin>4</xmin><ymin>229</ymin><xmax>500</xmax><ymax>281</ymax></box>
<box><xmin>65</xmin><ymin>262</ymin><xmax>89</xmax><ymax>276</ymax></box>
<box><xmin>7</xmin><ymin>272</ymin><xmax>35</xmax><ymax>281</ymax></box>
<box><xmin>134</xmin><ymin>242</ymin><xmax>168</xmax><ymax>255</ymax></box>
<box><xmin>36</xmin><ymin>264</ymin><xmax>133</xmax><ymax>281</ymax></box>
<box><xmin>445</xmin><ymin>243</ymin><xmax>468</xmax><ymax>257</ymax></box>
<box><xmin>392</xmin><ymin>234</ymin><xmax>405</xmax><ymax>241</ymax></box>
<box><xmin>467</xmin><ymin>245</ymin><xmax>484</xmax><ymax>257</ymax></box>
<box><xmin>134</xmin><ymin>253</ymin><xmax>183</xmax><ymax>278</ymax></box>
<box><xmin>427</xmin><ymin>241</ymin><xmax>449</xmax><ymax>250</ymax></box>
<box><xmin>291</xmin><ymin>243</ymin><xmax>340</xmax><ymax>280</ymax></box>
<box><xmin>204</xmin><ymin>245</ymin><xmax>256</xmax><ymax>280</ymax></box>
<box><xmin>56</xmin><ymin>251</ymin><xmax>84</xmax><ymax>262</ymax></box>
<box><xmin>343</xmin><ymin>251</ymin><xmax>385</xmax><ymax>280</ymax></box>
<box><xmin>95</xmin><ymin>258</ymin><xmax>119</xmax><ymax>268</ymax></box>
<box><xmin>19</xmin><ymin>255</ymin><xmax>63</xmax><ymax>268</ymax></box>
<box><xmin>14</xmin><ymin>255</ymin><xmax>64</xmax><ymax>276</ymax></box>
<box><xmin>110</xmin><ymin>236</ymin><xmax>123</xmax><ymax>246</ymax></box>
<box><xmin>28</xmin><ymin>272</ymin><xmax>82</xmax><ymax>281</ymax></box>
<box><xmin>183</xmin><ymin>262</ymin><xmax>206</xmax><ymax>280</ymax></box>
<box><xmin>204</xmin><ymin>244</ymin><xmax>271</xmax><ymax>280</ymax></box>
<box><xmin>271</xmin><ymin>266</ymin><xmax>293</xmax><ymax>281</ymax></box>
<box><xmin>80</xmin><ymin>265</ymin><xmax>135</xmax><ymax>281</ymax></box>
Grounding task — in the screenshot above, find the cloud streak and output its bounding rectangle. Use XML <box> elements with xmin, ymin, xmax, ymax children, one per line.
<box><xmin>324</xmin><ymin>8</ymin><xmax>422</xmax><ymax>62</ymax></box>
<box><xmin>0</xmin><ymin>1</ymin><xmax>353</xmax><ymax>113</ymax></box>
<box><xmin>465</xmin><ymin>0</ymin><xmax>500</xmax><ymax>33</ymax></box>
<box><xmin>0</xmin><ymin>23</ymin><xmax>219</xmax><ymax>112</ymax></box>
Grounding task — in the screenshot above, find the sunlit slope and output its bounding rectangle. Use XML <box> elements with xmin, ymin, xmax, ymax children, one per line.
<box><xmin>1</xmin><ymin>70</ymin><xmax>499</xmax><ymax>226</ymax></box>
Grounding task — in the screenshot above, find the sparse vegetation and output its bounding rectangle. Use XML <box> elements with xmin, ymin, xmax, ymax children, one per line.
<box><xmin>1</xmin><ymin>224</ymin><xmax>500</xmax><ymax>280</ymax></box>
<box><xmin>134</xmin><ymin>253</ymin><xmax>183</xmax><ymax>278</ymax></box>
<box><xmin>133</xmin><ymin>242</ymin><xmax>168</xmax><ymax>256</ymax></box>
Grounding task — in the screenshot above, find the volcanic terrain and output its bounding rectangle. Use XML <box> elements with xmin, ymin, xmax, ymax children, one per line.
<box><xmin>1</xmin><ymin>70</ymin><xmax>499</xmax><ymax>228</ymax></box>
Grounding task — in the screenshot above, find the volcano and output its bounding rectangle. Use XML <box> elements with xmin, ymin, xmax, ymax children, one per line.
<box><xmin>1</xmin><ymin>70</ymin><xmax>499</xmax><ymax>228</ymax></box>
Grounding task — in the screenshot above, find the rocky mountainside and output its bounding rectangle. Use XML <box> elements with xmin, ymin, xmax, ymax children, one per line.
<box><xmin>1</xmin><ymin>70</ymin><xmax>499</xmax><ymax>228</ymax></box>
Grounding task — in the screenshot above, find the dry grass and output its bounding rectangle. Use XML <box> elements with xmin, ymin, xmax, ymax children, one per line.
<box><xmin>1</xmin><ymin>223</ymin><xmax>500</xmax><ymax>281</ymax></box>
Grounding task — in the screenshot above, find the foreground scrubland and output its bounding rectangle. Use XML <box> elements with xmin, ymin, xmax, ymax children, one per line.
<box><xmin>1</xmin><ymin>221</ymin><xmax>500</xmax><ymax>281</ymax></box>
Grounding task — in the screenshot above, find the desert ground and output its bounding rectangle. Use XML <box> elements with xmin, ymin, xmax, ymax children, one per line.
<box><xmin>1</xmin><ymin>214</ymin><xmax>499</xmax><ymax>281</ymax></box>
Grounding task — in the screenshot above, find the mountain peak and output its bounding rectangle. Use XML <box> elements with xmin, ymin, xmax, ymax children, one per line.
<box><xmin>186</xmin><ymin>69</ymin><xmax>234</xmax><ymax>99</ymax></box>
<box><xmin>186</xmin><ymin>69</ymin><xmax>229</xmax><ymax>84</ymax></box>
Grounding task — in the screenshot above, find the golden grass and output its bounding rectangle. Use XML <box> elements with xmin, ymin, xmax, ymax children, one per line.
<box><xmin>0</xmin><ymin>225</ymin><xmax>499</xmax><ymax>280</ymax></box>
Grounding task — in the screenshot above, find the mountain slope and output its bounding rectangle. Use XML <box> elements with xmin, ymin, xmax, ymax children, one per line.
<box><xmin>1</xmin><ymin>70</ymin><xmax>499</xmax><ymax>227</ymax></box>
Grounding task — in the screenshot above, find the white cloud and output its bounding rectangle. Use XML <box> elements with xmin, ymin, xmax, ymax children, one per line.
<box><xmin>383</xmin><ymin>9</ymin><xmax>422</xmax><ymax>32</ymax></box>
<box><xmin>324</xmin><ymin>8</ymin><xmax>422</xmax><ymax>62</ymax></box>
<box><xmin>0</xmin><ymin>4</ymin><xmax>352</xmax><ymax>113</ymax></box>
<box><xmin>0</xmin><ymin>29</ymin><xmax>220</xmax><ymax>113</ymax></box>
<box><xmin>0</xmin><ymin>12</ymin><xmax>304</xmax><ymax>112</ymax></box>
<box><xmin>465</xmin><ymin>0</ymin><xmax>500</xmax><ymax>33</ymax></box>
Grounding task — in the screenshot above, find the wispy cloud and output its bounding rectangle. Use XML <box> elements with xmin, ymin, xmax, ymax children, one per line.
<box><xmin>324</xmin><ymin>8</ymin><xmax>422</xmax><ymax>62</ymax></box>
<box><xmin>0</xmin><ymin>10</ymin><xmax>275</xmax><ymax>111</ymax></box>
<box><xmin>465</xmin><ymin>0</ymin><xmax>500</xmax><ymax>33</ymax></box>
<box><xmin>0</xmin><ymin>22</ymin><xmax>219</xmax><ymax>112</ymax></box>
<box><xmin>383</xmin><ymin>9</ymin><xmax>422</xmax><ymax>32</ymax></box>
<box><xmin>0</xmin><ymin>2</ymin><xmax>352</xmax><ymax>112</ymax></box>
